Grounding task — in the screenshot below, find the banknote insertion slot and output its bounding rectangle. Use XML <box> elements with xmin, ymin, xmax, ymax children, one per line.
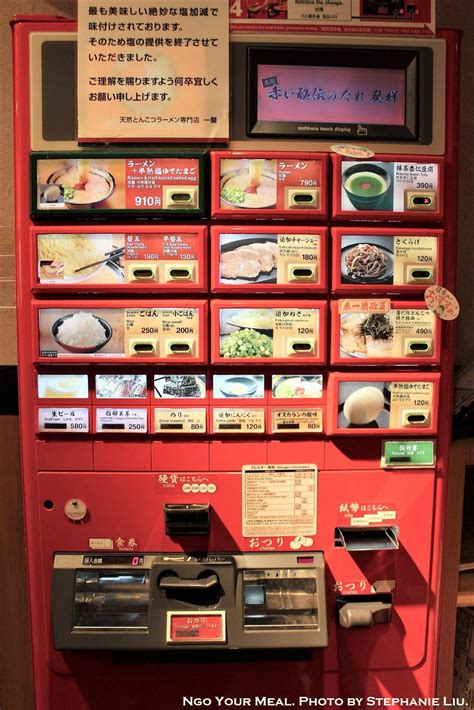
<box><xmin>336</xmin><ymin>594</ymin><xmax>393</xmax><ymax>629</ymax></box>
<box><xmin>402</xmin><ymin>410</ymin><xmax>430</xmax><ymax>426</ymax></box>
<box><xmin>285</xmin><ymin>188</ymin><xmax>319</xmax><ymax>209</ymax></box>
<box><xmin>334</xmin><ymin>527</ymin><xmax>399</xmax><ymax>551</ymax></box>
<box><xmin>164</xmin><ymin>503</ymin><xmax>211</xmax><ymax>536</ymax></box>
<box><xmin>244</xmin><ymin>569</ymin><xmax>319</xmax><ymax>630</ymax></box>
<box><xmin>72</xmin><ymin>570</ymin><xmax>150</xmax><ymax>629</ymax></box>
<box><xmin>163</xmin><ymin>186</ymin><xmax>198</xmax><ymax>208</ymax></box>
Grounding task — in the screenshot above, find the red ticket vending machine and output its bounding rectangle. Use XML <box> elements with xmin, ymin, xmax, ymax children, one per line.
<box><xmin>12</xmin><ymin>10</ymin><xmax>460</xmax><ymax>710</ymax></box>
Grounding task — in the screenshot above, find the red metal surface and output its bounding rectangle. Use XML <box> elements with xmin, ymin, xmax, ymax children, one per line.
<box><xmin>12</xmin><ymin>16</ymin><xmax>462</xmax><ymax>710</ymax></box>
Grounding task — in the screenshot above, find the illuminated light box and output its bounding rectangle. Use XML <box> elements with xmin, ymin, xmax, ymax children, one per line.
<box><xmin>247</xmin><ymin>46</ymin><xmax>433</xmax><ymax>143</ymax></box>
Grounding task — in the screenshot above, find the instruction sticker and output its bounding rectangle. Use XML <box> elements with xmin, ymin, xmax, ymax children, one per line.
<box><xmin>243</xmin><ymin>464</ymin><xmax>317</xmax><ymax>537</ymax></box>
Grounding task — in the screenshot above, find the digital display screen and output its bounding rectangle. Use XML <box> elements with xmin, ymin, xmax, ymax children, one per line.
<box><xmin>82</xmin><ymin>555</ymin><xmax>145</xmax><ymax>566</ymax></box>
<box><xmin>257</xmin><ymin>65</ymin><xmax>406</xmax><ymax>127</ymax></box>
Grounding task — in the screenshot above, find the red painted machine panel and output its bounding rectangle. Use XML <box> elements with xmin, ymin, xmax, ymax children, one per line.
<box><xmin>210</xmin><ymin>225</ymin><xmax>328</xmax><ymax>294</ymax></box>
<box><xmin>31</xmin><ymin>225</ymin><xmax>208</xmax><ymax>294</ymax></box>
<box><xmin>331</xmin><ymin>227</ymin><xmax>444</xmax><ymax>295</ymax></box>
<box><xmin>327</xmin><ymin>372</ymin><xmax>440</xmax><ymax>436</ymax></box>
<box><xmin>33</xmin><ymin>299</ymin><xmax>208</xmax><ymax>364</ymax></box>
<box><xmin>331</xmin><ymin>154</ymin><xmax>444</xmax><ymax>222</ymax></box>
<box><xmin>211</xmin><ymin>151</ymin><xmax>328</xmax><ymax>219</ymax></box>
<box><xmin>211</xmin><ymin>299</ymin><xmax>327</xmax><ymax>365</ymax></box>
<box><xmin>330</xmin><ymin>299</ymin><xmax>441</xmax><ymax>366</ymax></box>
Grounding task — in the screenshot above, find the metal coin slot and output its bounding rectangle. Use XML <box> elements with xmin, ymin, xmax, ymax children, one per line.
<box><xmin>166</xmin><ymin>267</ymin><xmax>193</xmax><ymax>281</ymax></box>
<box><xmin>131</xmin><ymin>341</ymin><xmax>157</xmax><ymax>354</ymax></box>
<box><xmin>164</xmin><ymin>503</ymin><xmax>210</xmax><ymax>536</ymax></box>
<box><xmin>290</xmin><ymin>266</ymin><xmax>315</xmax><ymax>280</ymax></box>
<box><xmin>285</xmin><ymin>187</ymin><xmax>319</xmax><ymax>210</ymax></box>
<box><xmin>334</xmin><ymin>526</ymin><xmax>399</xmax><ymax>551</ymax></box>
<box><xmin>409</xmin><ymin>342</ymin><xmax>430</xmax><ymax>352</ymax></box>
<box><xmin>403</xmin><ymin>412</ymin><xmax>429</xmax><ymax>425</ymax></box>
<box><xmin>170</xmin><ymin>193</ymin><xmax>192</xmax><ymax>203</ymax></box>
<box><xmin>167</xmin><ymin>341</ymin><xmax>192</xmax><ymax>354</ymax></box>
<box><xmin>408</xmin><ymin>268</ymin><xmax>434</xmax><ymax>282</ymax></box>
<box><xmin>163</xmin><ymin>186</ymin><xmax>198</xmax><ymax>209</ymax></box>
<box><xmin>288</xmin><ymin>339</ymin><xmax>315</xmax><ymax>354</ymax></box>
<box><xmin>293</xmin><ymin>194</ymin><xmax>314</xmax><ymax>204</ymax></box>
<box><xmin>131</xmin><ymin>268</ymin><xmax>155</xmax><ymax>280</ymax></box>
<box><xmin>404</xmin><ymin>190</ymin><xmax>437</xmax><ymax>211</ymax></box>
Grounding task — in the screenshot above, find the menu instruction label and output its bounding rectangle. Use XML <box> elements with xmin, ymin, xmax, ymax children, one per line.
<box><xmin>243</xmin><ymin>464</ymin><xmax>317</xmax><ymax>537</ymax></box>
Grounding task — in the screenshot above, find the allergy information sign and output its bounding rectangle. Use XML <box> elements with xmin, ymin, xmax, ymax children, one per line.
<box><xmin>78</xmin><ymin>0</ymin><xmax>229</xmax><ymax>142</ymax></box>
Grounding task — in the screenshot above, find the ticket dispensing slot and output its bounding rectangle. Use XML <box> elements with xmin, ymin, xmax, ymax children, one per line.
<box><xmin>335</xmin><ymin>527</ymin><xmax>400</xmax><ymax>551</ymax></box>
<box><xmin>163</xmin><ymin>187</ymin><xmax>198</xmax><ymax>209</ymax></box>
<box><xmin>164</xmin><ymin>504</ymin><xmax>210</xmax><ymax>536</ymax></box>
<box><xmin>336</xmin><ymin>594</ymin><xmax>393</xmax><ymax>629</ymax></box>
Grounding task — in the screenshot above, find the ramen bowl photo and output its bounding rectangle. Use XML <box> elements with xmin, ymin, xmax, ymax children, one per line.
<box><xmin>220</xmin><ymin>159</ymin><xmax>277</xmax><ymax>209</ymax></box>
<box><xmin>47</xmin><ymin>161</ymin><xmax>115</xmax><ymax>209</ymax></box>
<box><xmin>51</xmin><ymin>311</ymin><xmax>113</xmax><ymax>353</ymax></box>
<box><xmin>342</xmin><ymin>163</ymin><xmax>392</xmax><ymax>210</ymax></box>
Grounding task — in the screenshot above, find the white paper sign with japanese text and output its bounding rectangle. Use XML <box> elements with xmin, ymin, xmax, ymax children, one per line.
<box><xmin>78</xmin><ymin>0</ymin><xmax>229</xmax><ymax>142</ymax></box>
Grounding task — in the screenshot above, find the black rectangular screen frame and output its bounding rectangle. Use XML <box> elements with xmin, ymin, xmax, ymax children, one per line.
<box><xmin>247</xmin><ymin>45</ymin><xmax>433</xmax><ymax>143</ymax></box>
